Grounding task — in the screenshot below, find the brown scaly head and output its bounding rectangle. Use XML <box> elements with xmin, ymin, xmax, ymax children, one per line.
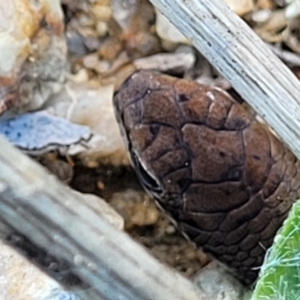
<box><xmin>113</xmin><ymin>70</ymin><xmax>300</xmax><ymax>285</ymax></box>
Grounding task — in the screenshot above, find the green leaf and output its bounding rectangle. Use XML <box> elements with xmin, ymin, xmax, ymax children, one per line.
<box><xmin>251</xmin><ymin>200</ymin><xmax>300</xmax><ymax>300</ymax></box>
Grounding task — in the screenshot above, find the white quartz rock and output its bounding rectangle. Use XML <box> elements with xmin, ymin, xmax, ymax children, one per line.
<box><xmin>193</xmin><ymin>262</ymin><xmax>251</xmax><ymax>300</ymax></box>
<box><xmin>225</xmin><ymin>0</ymin><xmax>254</xmax><ymax>16</ymax></box>
<box><xmin>155</xmin><ymin>8</ymin><xmax>190</xmax><ymax>44</ymax></box>
<box><xmin>73</xmin><ymin>191</ymin><xmax>124</xmax><ymax>231</ymax></box>
<box><xmin>0</xmin><ymin>0</ymin><xmax>67</xmax><ymax>115</ymax></box>
<box><xmin>46</xmin><ymin>82</ymin><xmax>129</xmax><ymax>166</ymax></box>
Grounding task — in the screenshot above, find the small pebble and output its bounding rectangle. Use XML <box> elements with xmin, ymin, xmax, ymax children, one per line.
<box><xmin>66</xmin><ymin>32</ymin><xmax>87</xmax><ymax>56</ymax></box>
<box><xmin>82</xmin><ymin>53</ymin><xmax>99</xmax><ymax>70</ymax></box>
<box><xmin>91</xmin><ymin>5</ymin><xmax>112</xmax><ymax>22</ymax></box>
<box><xmin>97</xmin><ymin>181</ymin><xmax>105</xmax><ymax>190</ymax></box>
<box><xmin>96</xmin><ymin>21</ymin><xmax>108</xmax><ymax>36</ymax></box>
<box><xmin>165</xmin><ymin>225</ymin><xmax>176</xmax><ymax>235</ymax></box>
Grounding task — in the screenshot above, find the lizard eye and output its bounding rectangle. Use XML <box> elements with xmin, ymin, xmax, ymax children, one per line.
<box><xmin>131</xmin><ymin>152</ymin><xmax>163</xmax><ymax>195</ymax></box>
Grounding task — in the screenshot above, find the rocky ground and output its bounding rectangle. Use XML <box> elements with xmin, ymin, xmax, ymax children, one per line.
<box><xmin>1</xmin><ymin>0</ymin><xmax>300</xmax><ymax>299</ymax></box>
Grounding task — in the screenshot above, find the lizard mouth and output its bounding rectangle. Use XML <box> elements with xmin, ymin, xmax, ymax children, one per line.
<box><xmin>131</xmin><ymin>150</ymin><xmax>163</xmax><ymax>196</ymax></box>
